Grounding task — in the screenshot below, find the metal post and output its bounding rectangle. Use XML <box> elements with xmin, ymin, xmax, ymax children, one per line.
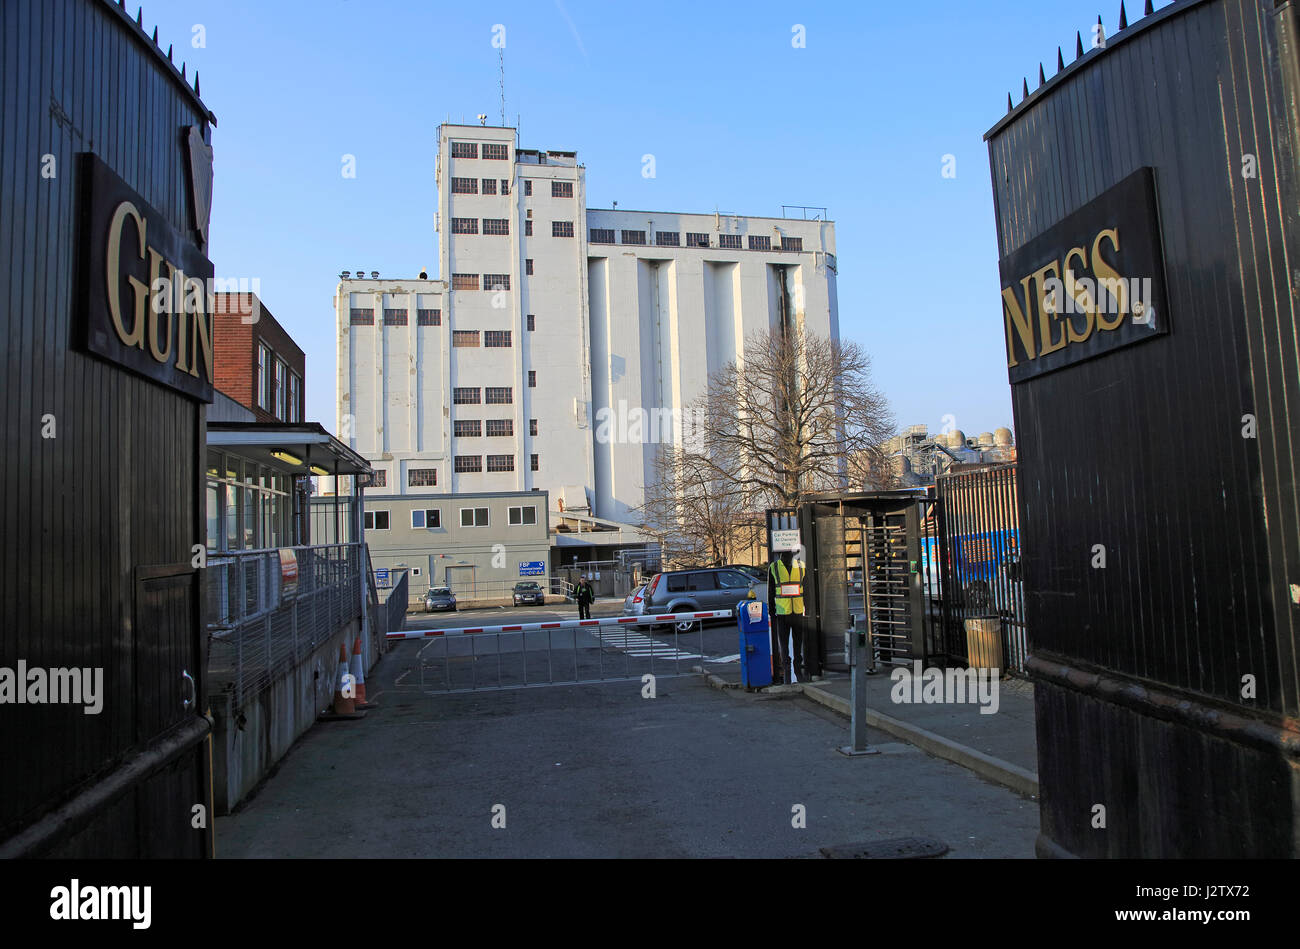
<box><xmin>839</xmin><ymin>612</ymin><xmax>879</xmax><ymax>756</ymax></box>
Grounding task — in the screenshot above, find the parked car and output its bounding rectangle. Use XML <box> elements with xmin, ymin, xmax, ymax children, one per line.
<box><xmin>623</xmin><ymin>583</ymin><xmax>647</xmax><ymax>614</ymax></box>
<box><xmin>724</xmin><ymin>563</ymin><xmax>768</xmax><ymax>583</ymax></box>
<box><xmin>512</xmin><ymin>581</ymin><xmax>544</xmax><ymax>607</ymax></box>
<box><xmin>623</xmin><ymin>567</ymin><xmax>763</xmax><ymax>632</ymax></box>
<box><xmin>425</xmin><ymin>587</ymin><xmax>456</xmax><ymax>612</ymax></box>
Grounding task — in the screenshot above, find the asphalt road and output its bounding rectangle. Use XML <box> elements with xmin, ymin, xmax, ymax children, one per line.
<box><xmin>216</xmin><ymin>663</ymin><xmax>1040</xmax><ymax>858</ymax></box>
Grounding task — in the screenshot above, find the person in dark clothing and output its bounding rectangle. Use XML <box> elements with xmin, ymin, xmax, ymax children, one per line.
<box><xmin>576</xmin><ymin>577</ymin><xmax>594</xmax><ymax>620</ymax></box>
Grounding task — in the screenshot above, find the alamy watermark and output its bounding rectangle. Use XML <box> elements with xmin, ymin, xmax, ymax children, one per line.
<box><xmin>594</xmin><ymin>399</ymin><xmax>706</xmax><ymax>448</ymax></box>
<box><xmin>1</xmin><ymin>661</ymin><xmax>103</xmax><ymax>714</ymax></box>
<box><xmin>148</xmin><ymin>275</ymin><xmax>263</xmax><ymax>323</ymax></box>
<box><xmin>890</xmin><ymin>661</ymin><xmax>1000</xmax><ymax>715</ymax></box>
<box><xmin>1040</xmin><ymin>274</ymin><xmax>1156</xmax><ymax>325</ymax></box>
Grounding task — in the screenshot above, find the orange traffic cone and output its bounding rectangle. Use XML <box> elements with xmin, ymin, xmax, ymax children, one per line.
<box><xmin>318</xmin><ymin>643</ymin><xmax>365</xmax><ymax>721</ymax></box>
<box><xmin>350</xmin><ymin>635</ymin><xmax>377</xmax><ymax>709</ymax></box>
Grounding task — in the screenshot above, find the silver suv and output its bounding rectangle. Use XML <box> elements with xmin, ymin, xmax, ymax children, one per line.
<box><xmin>623</xmin><ymin>567</ymin><xmax>765</xmax><ymax>632</ymax></box>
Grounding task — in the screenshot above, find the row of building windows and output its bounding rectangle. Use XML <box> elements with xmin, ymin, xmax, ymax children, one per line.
<box><xmin>453</xmin><ymin>418</ymin><xmax>515</xmax><ymax>437</ymax></box>
<box><xmin>256</xmin><ymin>343</ymin><xmax>301</xmax><ymax>422</ymax></box>
<box><xmin>206</xmin><ymin>452</ymin><xmax>296</xmax><ymax>552</ymax></box>
<box><xmin>449</xmin><ymin>173</ymin><xmax>572</xmax><ymax>200</ymax></box>
<box><xmin>449</xmin><ymin>142</ymin><xmax>510</xmax><ymax>160</ymax></box>
<box><xmin>351</xmin><ymin>308</ymin><xmax>442</xmax><ymax>326</ymax></box>
<box><xmin>453</xmin><ymin>386</ymin><xmax>515</xmax><ymax>404</ymax></box>
<box><xmin>591</xmin><ymin>230</ymin><xmax>803</xmax><ymax>251</ymax></box>
<box><xmin>453</xmin><ymin>454</ymin><xmax>540</xmax><ymax>473</ymax></box>
<box><xmin>451</xmin><ymin>274</ymin><xmax>512</xmax><ymax>291</ymax></box>
<box><xmin>364</xmin><ymin>503</ymin><xmax>536</xmax><ymax>532</ymax></box>
<box><xmin>450</xmin><ymin>177</ymin><xmax>511</xmax><ymax>195</ymax></box>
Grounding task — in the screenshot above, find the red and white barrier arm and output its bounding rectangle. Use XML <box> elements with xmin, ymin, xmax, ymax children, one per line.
<box><xmin>386</xmin><ymin>610</ymin><xmax>735</xmax><ymax>640</ymax></box>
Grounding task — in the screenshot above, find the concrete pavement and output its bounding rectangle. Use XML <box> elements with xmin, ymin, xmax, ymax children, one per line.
<box><xmin>702</xmin><ymin>659</ymin><xmax>1039</xmax><ymax>798</ymax></box>
<box><xmin>217</xmin><ymin>642</ymin><xmax>1040</xmax><ymax>858</ymax></box>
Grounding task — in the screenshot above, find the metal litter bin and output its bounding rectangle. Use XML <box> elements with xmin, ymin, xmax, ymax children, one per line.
<box><xmin>964</xmin><ymin>615</ymin><xmax>1004</xmax><ymax>672</ymax></box>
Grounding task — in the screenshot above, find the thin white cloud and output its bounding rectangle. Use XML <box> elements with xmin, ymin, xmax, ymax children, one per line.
<box><xmin>554</xmin><ymin>0</ymin><xmax>589</xmax><ymax>63</ymax></box>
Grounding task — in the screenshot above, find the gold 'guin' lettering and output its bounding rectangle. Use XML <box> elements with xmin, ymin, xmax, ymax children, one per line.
<box><xmin>105</xmin><ymin>200</ymin><xmax>214</xmax><ymax>383</ymax></box>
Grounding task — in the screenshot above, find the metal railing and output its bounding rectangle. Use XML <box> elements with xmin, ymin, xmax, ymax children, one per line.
<box><xmin>392</xmin><ymin>611</ymin><xmax>735</xmax><ymax>693</ymax></box>
<box><xmin>933</xmin><ymin>464</ymin><xmax>1028</xmax><ymax>674</ymax></box>
<box><xmin>385</xmin><ymin>570</ymin><xmax>409</xmax><ymax>632</ymax></box>
<box><xmin>206</xmin><ymin>543</ymin><xmax>364</xmax><ymax>710</ymax></box>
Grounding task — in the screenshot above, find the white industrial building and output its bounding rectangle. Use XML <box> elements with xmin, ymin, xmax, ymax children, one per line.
<box><xmin>336</xmin><ymin>122</ymin><xmax>839</xmax><ymax>526</ymax></box>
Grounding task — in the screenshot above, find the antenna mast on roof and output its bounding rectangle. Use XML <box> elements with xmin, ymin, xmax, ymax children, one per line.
<box><xmin>499</xmin><ymin>49</ymin><xmax>506</xmax><ymax>127</ymax></box>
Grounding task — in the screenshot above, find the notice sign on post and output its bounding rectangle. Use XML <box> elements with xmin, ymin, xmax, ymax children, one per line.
<box><xmin>375</xmin><ymin>568</ymin><xmax>390</xmax><ymax>588</ymax></box>
<box><xmin>771</xmin><ymin>529</ymin><xmax>802</xmax><ymax>552</ymax></box>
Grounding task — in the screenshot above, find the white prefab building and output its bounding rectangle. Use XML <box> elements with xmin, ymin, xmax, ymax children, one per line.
<box><xmin>336</xmin><ymin>123</ymin><xmax>839</xmax><ymax>525</ymax></box>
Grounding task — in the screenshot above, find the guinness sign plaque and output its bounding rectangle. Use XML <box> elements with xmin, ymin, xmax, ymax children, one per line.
<box><xmin>78</xmin><ymin>153</ymin><xmax>215</xmax><ymax>401</ymax></box>
<box><xmin>998</xmin><ymin>168</ymin><xmax>1170</xmax><ymax>383</ymax></box>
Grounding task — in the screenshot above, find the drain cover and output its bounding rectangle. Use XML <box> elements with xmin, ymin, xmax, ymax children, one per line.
<box><xmin>820</xmin><ymin>837</ymin><xmax>949</xmax><ymax>859</ymax></box>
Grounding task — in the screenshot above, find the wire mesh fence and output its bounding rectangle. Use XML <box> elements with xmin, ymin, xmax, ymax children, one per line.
<box><xmin>206</xmin><ymin>543</ymin><xmax>363</xmax><ymax>710</ymax></box>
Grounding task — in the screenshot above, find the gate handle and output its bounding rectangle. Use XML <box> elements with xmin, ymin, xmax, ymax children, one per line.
<box><xmin>181</xmin><ymin>669</ymin><xmax>195</xmax><ymax>710</ymax></box>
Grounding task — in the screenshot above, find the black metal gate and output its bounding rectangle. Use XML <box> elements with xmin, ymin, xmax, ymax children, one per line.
<box><xmin>932</xmin><ymin>463</ymin><xmax>1027</xmax><ymax>674</ymax></box>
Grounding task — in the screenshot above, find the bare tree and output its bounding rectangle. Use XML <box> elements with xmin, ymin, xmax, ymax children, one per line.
<box><xmin>637</xmin><ymin>442</ymin><xmax>752</xmax><ymax>567</ymax></box>
<box><xmin>697</xmin><ymin>329</ymin><xmax>895</xmax><ymax>509</ymax></box>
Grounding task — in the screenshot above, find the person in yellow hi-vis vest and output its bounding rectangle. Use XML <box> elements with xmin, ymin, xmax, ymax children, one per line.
<box><xmin>768</xmin><ymin>550</ymin><xmax>806</xmax><ymax>684</ymax></box>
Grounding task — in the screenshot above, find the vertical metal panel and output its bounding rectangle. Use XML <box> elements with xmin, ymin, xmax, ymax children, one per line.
<box><xmin>0</xmin><ymin>0</ymin><xmax>214</xmax><ymax>854</ymax></box>
<box><xmin>987</xmin><ymin>0</ymin><xmax>1288</xmax><ymax>711</ymax></box>
<box><xmin>986</xmin><ymin>0</ymin><xmax>1300</xmax><ymax>856</ymax></box>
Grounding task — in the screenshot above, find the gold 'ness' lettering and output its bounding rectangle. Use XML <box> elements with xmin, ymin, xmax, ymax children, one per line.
<box><xmin>105</xmin><ymin>200</ymin><xmax>213</xmax><ymax>383</ymax></box>
<box><xmin>1001</xmin><ymin>224</ymin><xmax>1137</xmax><ymax>370</ymax></box>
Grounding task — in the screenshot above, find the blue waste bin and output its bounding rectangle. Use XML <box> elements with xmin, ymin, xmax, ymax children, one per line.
<box><xmin>737</xmin><ymin>598</ymin><xmax>773</xmax><ymax>688</ymax></box>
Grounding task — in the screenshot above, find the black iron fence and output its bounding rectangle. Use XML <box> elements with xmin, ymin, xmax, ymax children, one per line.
<box><xmin>931</xmin><ymin>463</ymin><xmax>1027</xmax><ymax>674</ymax></box>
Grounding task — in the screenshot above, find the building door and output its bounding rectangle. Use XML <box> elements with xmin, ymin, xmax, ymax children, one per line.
<box><xmin>445</xmin><ymin>565</ymin><xmax>475</xmax><ymax>598</ymax></box>
<box><xmin>131</xmin><ymin>564</ymin><xmax>212</xmax><ymax>857</ymax></box>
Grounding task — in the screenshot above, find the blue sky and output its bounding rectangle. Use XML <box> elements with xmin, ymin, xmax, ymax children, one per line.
<box><xmin>146</xmin><ymin>0</ymin><xmax>1160</xmax><ymax>439</ymax></box>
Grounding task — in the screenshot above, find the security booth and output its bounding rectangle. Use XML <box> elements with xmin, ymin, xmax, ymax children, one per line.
<box><xmin>986</xmin><ymin>0</ymin><xmax>1300</xmax><ymax>857</ymax></box>
<box><xmin>773</xmin><ymin>490</ymin><xmax>934</xmax><ymax>677</ymax></box>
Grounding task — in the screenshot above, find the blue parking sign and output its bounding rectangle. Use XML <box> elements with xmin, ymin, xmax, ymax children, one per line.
<box><xmin>519</xmin><ymin>561</ymin><xmax>545</xmax><ymax>576</ymax></box>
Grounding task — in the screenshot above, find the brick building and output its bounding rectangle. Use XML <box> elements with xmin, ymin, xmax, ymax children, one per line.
<box><xmin>212</xmin><ymin>292</ymin><xmax>305</xmax><ymax>423</ymax></box>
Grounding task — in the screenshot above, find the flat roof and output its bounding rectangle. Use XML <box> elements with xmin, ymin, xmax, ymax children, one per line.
<box><xmin>207</xmin><ymin>422</ymin><xmax>371</xmax><ymax>476</ymax></box>
<box><xmin>326</xmin><ymin>489</ymin><xmax>550</xmax><ymax>503</ymax></box>
<box><xmin>587</xmin><ymin>208</ymin><xmax>834</xmax><ymax>225</ymax></box>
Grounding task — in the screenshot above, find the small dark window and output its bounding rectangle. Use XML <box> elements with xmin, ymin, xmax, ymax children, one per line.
<box><xmin>524</xmin><ymin>180</ymin><xmax>532</xmax><ymax>196</ymax></box>
<box><xmin>526</xmin><ymin>314</ymin><xmax>535</xmax><ymax>331</ymax></box>
<box><xmin>528</xmin><ymin>370</ymin><xmax>536</xmax><ymax>388</ymax></box>
<box><xmin>525</xmin><ymin>258</ymin><xmax>534</xmax><ymax>275</ymax></box>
